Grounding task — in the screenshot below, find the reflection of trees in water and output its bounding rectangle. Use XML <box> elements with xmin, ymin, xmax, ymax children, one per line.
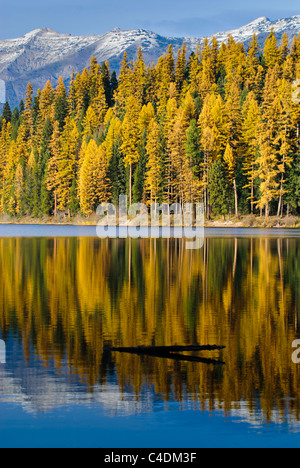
<box><xmin>0</xmin><ymin>236</ymin><xmax>300</xmax><ymax>421</ymax></box>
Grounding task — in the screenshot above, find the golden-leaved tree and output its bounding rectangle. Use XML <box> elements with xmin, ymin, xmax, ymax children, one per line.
<box><xmin>120</xmin><ymin>95</ymin><xmax>141</xmax><ymax>204</ymax></box>
<box><xmin>145</xmin><ymin>118</ymin><xmax>163</xmax><ymax>205</ymax></box>
<box><xmin>79</xmin><ymin>139</ymin><xmax>111</xmax><ymax>215</ymax></box>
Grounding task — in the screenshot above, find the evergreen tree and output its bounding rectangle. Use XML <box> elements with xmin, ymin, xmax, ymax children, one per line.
<box><xmin>209</xmin><ymin>160</ymin><xmax>229</xmax><ymax>217</ymax></box>
<box><xmin>54</xmin><ymin>76</ymin><xmax>68</xmax><ymax>129</ymax></box>
<box><xmin>185</xmin><ymin>119</ymin><xmax>201</xmax><ymax>202</ymax></box>
<box><xmin>1</xmin><ymin>102</ymin><xmax>12</xmax><ymax>124</ymax></box>
<box><xmin>133</xmin><ymin>130</ymin><xmax>148</xmax><ymax>203</ymax></box>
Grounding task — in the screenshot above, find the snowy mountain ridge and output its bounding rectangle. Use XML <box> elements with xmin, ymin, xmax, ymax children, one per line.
<box><xmin>1</xmin><ymin>15</ymin><xmax>300</xmax><ymax>108</ymax></box>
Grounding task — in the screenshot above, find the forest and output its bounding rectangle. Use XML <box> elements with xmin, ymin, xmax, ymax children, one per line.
<box><xmin>1</xmin><ymin>28</ymin><xmax>300</xmax><ymax>219</ymax></box>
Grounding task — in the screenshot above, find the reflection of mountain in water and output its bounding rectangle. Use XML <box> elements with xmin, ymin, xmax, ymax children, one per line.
<box><xmin>0</xmin><ymin>337</ymin><xmax>153</xmax><ymax>416</ymax></box>
<box><xmin>1</xmin><ymin>336</ymin><xmax>300</xmax><ymax>432</ymax></box>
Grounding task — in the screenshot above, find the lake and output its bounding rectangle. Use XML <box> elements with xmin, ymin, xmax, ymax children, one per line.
<box><xmin>0</xmin><ymin>226</ymin><xmax>300</xmax><ymax>448</ymax></box>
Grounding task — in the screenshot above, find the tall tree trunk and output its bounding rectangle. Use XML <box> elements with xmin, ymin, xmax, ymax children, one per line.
<box><xmin>233</xmin><ymin>179</ymin><xmax>238</xmax><ymax>217</ymax></box>
<box><xmin>129</xmin><ymin>164</ymin><xmax>132</xmax><ymax>205</ymax></box>
<box><xmin>251</xmin><ymin>165</ymin><xmax>254</xmax><ymax>215</ymax></box>
<box><xmin>54</xmin><ymin>192</ymin><xmax>57</xmax><ymax>217</ymax></box>
<box><xmin>277</xmin><ymin>162</ymin><xmax>285</xmax><ymax>218</ymax></box>
<box><xmin>265</xmin><ymin>202</ymin><xmax>269</xmax><ymax>219</ymax></box>
<box><xmin>277</xmin><ymin>152</ymin><xmax>285</xmax><ymax>217</ymax></box>
<box><xmin>207</xmin><ymin>165</ymin><xmax>210</xmax><ymax>220</ymax></box>
<box><xmin>207</xmin><ymin>187</ymin><xmax>210</xmax><ymax>220</ymax></box>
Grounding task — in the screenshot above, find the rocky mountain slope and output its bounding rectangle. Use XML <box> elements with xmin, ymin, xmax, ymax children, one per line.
<box><xmin>1</xmin><ymin>15</ymin><xmax>300</xmax><ymax>108</ymax></box>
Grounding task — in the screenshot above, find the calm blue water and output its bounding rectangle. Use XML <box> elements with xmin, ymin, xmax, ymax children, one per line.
<box><xmin>0</xmin><ymin>226</ymin><xmax>300</xmax><ymax>448</ymax></box>
<box><xmin>1</xmin><ymin>341</ymin><xmax>300</xmax><ymax>449</ymax></box>
<box><xmin>0</xmin><ymin>224</ymin><xmax>299</xmax><ymax>238</ymax></box>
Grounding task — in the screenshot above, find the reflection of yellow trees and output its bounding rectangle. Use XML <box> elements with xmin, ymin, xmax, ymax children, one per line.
<box><xmin>0</xmin><ymin>236</ymin><xmax>300</xmax><ymax>420</ymax></box>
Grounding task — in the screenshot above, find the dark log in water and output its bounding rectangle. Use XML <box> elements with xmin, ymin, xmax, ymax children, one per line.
<box><xmin>106</xmin><ymin>345</ymin><xmax>225</xmax><ymax>353</ymax></box>
<box><xmin>104</xmin><ymin>345</ymin><xmax>226</xmax><ymax>365</ymax></box>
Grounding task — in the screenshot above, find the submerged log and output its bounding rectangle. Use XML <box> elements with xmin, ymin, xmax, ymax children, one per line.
<box><xmin>106</xmin><ymin>345</ymin><xmax>225</xmax><ymax>354</ymax></box>
<box><xmin>104</xmin><ymin>345</ymin><xmax>226</xmax><ymax>365</ymax></box>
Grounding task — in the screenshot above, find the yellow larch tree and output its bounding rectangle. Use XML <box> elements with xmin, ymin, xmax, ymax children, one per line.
<box><xmin>263</xmin><ymin>29</ymin><xmax>280</xmax><ymax>69</ymax></box>
<box><xmin>79</xmin><ymin>139</ymin><xmax>111</xmax><ymax>215</ymax></box>
<box><xmin>3</xmin><ymin>141</ymin><xmax>19</xmax><ymax>215</ymax></box>
<box><xmin>224</xmin><ymin>80</ymin><xmax>242</xmax><ymax>217</ymax></box>
<box><xmin>46</xmin><ymin>121</ymin><xmax>61</xmax><ymax>217</ymax></box>
<box><xmin>24</xmin><ymin>83</ymin><xmax>34</xmax><ymax>139</ymax></box>
<box><xmin>38</xmin><ymin>80</ymin><xmax>54</xmax><ymax>133</ymax></box>
<box><xmin>82</xmin><ymin>106</ymin><xmax>99</xmax><ymax>140</ymax></box>
<box><xmin>103</xmin><ymin>116</ymin><xmax>122</xmax><ymax>163</ymax></box>
<box><xmin>242</xmin><ymin>91</ymin><xmax>261</xmax><ymax>213</ymax></box>
<box><xmin>14</xmin><ymin>163</ymin><xmax>24</xmax><ymax>216</ymax></box>
<box><xmin>0</xmin><ymin>120</ymin><xmax>12</xmax><ymax>213</ymax></box>
<box><xmin>156</xmin><ymin>45</ymin><xmax>175</xmax><ymax>116</ymax></box>
<box><xmin>120</xmin><ymin>95</ymin><xmax>141</xmax><ymax>204</ymax></box>
<box><xmin>75</xmin><ymin>68</ymin><xmax>90</xmax><ymax>122</ymax></box>
<box><xmin>166</xmin><ymin>108</ymin><xmax>186</xmax><ymax>205</ymax></box>
<box><xmin>132</xmin><ymin>47</ymin><xmax>146</xmax><ymax>105</ymax></box>
<box><xmin>256</xmin><ymin>68</ymin><xmax>282</xmax><ymax>217</ymax></box>
<box><xmin>138</xmin><ymin>103</ymin><xmax>155</xmax><ymax>134</ymax></box>
<box><xmin>114</xmin><ymin>52</ymin><xmax>132</xmax><ymax>111</ymax></box>
<box><xmin>198</xmin><ymin>38</ymin><xmax>215</xmax><ymax>99</ymax></box>
<box><xmin>59</xmin><ymin>117</ymin><xmax>80</xmax><ymax>216</ymax></box>
<box><xmin>145</xmin><ymin>119</ymin><xmax>163</xmax><ymax>205</ymax></box>
<box><xmin>91</xmin><ymin>77</ymin><xmax>107</xmax><ymax>125</ymax></box>
<box><xmin>198</xmin><ymin>91</ymin><xmax>227</xmax><ymax>215</ymax></box>
<box><xmin>276</xmin><ymin>78</ymin><xmax>294</xmax><ymax>216</ymax></box>
<box><xmin>187</xmin><ymin>45</ymin><xmax>201</xmax><ymax>95</ymax></box>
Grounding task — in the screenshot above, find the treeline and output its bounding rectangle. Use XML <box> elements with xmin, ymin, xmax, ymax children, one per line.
<box><xmin>1</xmin><ymin>29</ymin><xmax>300</xmax><ymax>218</ymax></box>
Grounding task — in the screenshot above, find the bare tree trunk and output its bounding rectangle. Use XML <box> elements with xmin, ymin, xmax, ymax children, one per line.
<box><xmin>54</xmin><ymin>192</ymin><xmax>57</xmax><ymax>217</ymax></box>
<box><xmin>129</xmin><ymin>164</ymin><xmax>132</xmax><ymax>206</ymax></box>
<box><xmin>265</xmin><ymin>202</ymin><xmax>269</xmax><ymax>219</ymax></box>
<box><xmin>233</xmin><ymin>179</ymin><xmax>238</xmax><ymax>217</ymax></box>
<box><xmin>207</xmin><ymin>187</ymin><xmax>210</xmax><ymax>220</ymax></box>
<box><xmin>251</xmin><ymin>165</ymin><xmax>254</xmax><ymax>215</ymax></box>
<box><xmin>207</xmin><ymin>164</ymin><xmax>210</xmax><ymax>220</ymax></box>
<box><xmin>277</xmin><ymin>161</ymin><xmax>285</xmax><ymax>218</ymax></box>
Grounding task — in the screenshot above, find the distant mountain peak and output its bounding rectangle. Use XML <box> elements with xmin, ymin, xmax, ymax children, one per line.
<box><xmin>1</xmin><ymin>14</ymin><xmax>300</xmax><ymax>108</ymax></box>
<box><xmin>24</xmin><ymin>28</ymin><xmax>60</xmax><ymax>38</ymax></box>
<box><xmin>250</xmin><ymin>16</ymin><xmax>270</xmax><ymax>24</ymax></box>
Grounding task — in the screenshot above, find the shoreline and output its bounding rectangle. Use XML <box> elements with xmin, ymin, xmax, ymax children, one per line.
<box><xmin>0</xmin><ymin>221</ymin><xmax>299</xmax><ymax>230</ymax></box>
<box><xmin>0</xmin><ymin>214</ymin><xmax>299</xmax><ymax>229</ymax></box>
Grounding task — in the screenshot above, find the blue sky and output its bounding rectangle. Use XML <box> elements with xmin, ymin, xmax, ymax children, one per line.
<box><xmin>1</xmin><ymin>0</ymin><xmax>300</xmax><ymax>39</ymax></box>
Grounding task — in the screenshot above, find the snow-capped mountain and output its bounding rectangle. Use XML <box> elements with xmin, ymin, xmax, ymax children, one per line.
<box><xmin>1</xmin><ymin>15</ymin><xmax>300</xmax><ymax>109</ymax></box>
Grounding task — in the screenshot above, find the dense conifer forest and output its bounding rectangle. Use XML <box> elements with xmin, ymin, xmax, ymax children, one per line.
<box><xmin>1</xmin><ymin>29</ymin><xmax>300</xmax><ymax>219</ymax></box>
